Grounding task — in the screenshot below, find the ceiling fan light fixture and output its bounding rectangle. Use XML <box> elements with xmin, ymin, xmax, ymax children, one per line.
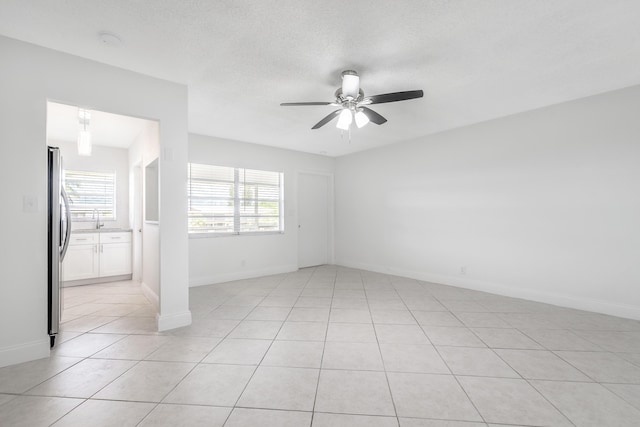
<box><xmin>355</xmin><ymin>110</ymin><xmax>370</xmax><ymax>128</ymax></box>
<box><xmin>336</xmin><ymin>109</ymin><xmax>352</xmax><ymax>130</ymax></box>
<box><xmin>341</xmin><ymin>70</ymin><xmax>360</xmax><ymax>99</ymax></box>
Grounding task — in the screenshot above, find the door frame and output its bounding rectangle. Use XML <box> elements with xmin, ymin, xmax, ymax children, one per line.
<box><xmin>296</xmin><ymin>170</ymin><xmax>335</xmax><ymax>267</ymax></box>
<box><xmin>131</xmin><ymin>164</ymin><xmax>143</xmax><ymax>282</ymax></box>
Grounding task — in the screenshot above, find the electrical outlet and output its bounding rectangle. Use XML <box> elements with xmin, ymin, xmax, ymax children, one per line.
<box><xmin>241</xmin><ymin>259</ymin><xmax>246</xmax><ymax>268</ymax></box>
<box><xmin>460</xmin><ymin>266</ymin><xmax>467</xmax><ymax>275</ymax></box>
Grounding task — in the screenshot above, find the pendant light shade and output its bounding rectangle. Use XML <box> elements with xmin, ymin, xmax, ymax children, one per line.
<box><xmin>336</xmin><ymin>109</ymin><xmax>352</xmax><ymax>130</ymax></box>
<box><xmin>77</xmin><ymin>109</ymin><xmax>92</xmax><ymax>156</ymax></box>
<box><xmin>77</xmin><ymin>130</ymin><xmax>92</xmax><ymax>156</ymax></box>
<box><xmin>355</xmin><ymin>110</ymin><xmax>370</xmax><ymax>128</ymax></box>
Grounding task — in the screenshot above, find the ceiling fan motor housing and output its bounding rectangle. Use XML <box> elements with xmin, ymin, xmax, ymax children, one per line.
<box><xmin>335</xmin><ymin>88</ymin><xmax>364</xmax><ymax>108</ymax></box>
<box><xmin>341</xmin><ymin>70</ymin><xmax>360</xmax><ymax>100</ymax></box>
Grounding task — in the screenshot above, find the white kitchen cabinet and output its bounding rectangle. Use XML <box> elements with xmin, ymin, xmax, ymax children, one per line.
<box><xmin>62</xmin><ymin>243</ymin><xmax>100</xmax><ymax>281</ymax></box>
<box><xmin>63</xmin><ymin>231</ymin><xmax>132</xmax><ymax>283</ymax></box>
<box><xmin>98</xmin><ymin>232</ymin><xmax>132</xmax><ymax>277</ymax></box>
<box><xmin>99</xmin><ymin>242</ymin><xmax>132</xmax><ymax>277</ymax></box>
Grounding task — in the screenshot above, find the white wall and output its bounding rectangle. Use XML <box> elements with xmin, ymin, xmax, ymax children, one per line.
<box><xmin>189</xmin><ymin>134</ymin><xmax>335</xmax><ymax>286</ymax></box>
<box><xmin>0</xmin><ymin>35</ymin><xmax>190</xmax><ymax>367</ymax></box>
<box><xmin>52</xmin><ymin>139</ymin><xmax>130</xmax><ymax>230</ymax></box>
<box><xmin>336</xmin><ymin>85</ymin><xmax>640</xmax><ymax>319</ymax></box>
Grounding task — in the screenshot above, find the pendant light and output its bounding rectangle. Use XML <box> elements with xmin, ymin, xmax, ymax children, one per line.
<box><xmin>77</xmin><ymin>109</ymin><xmax>92</xmax><ymax>156</ymax></box>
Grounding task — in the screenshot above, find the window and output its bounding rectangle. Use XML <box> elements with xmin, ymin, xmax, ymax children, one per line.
<box><xmin>64</xmin><ymin>170</ymin><xmax>116</xmax><ymax>221</ymax></box>
<box><xmin>188</xmin><ymin>163</ymin><xmax>284</xmax><ymax>235</ymax></box>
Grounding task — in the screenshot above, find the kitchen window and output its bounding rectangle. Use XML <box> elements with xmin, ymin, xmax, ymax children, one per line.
<box><xmin>188</xmin><ymin>163</ymin><xmax>284</xmax><ymax>235</ymax></box>
<box><xmin>64</xmin><ymin>170</ymin><xmax>116</xmax><ymax>221</ymax></box>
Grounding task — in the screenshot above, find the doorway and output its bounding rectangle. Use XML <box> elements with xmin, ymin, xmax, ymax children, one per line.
<box><xmin>46</xmin><ymin>101</ymin><xmax>160</xmax><ymax>340</ymax></box>
<box><xmin>297</xmin><ymin>172</ymin><xmax>333</xmax><ymax>268</ymax></box>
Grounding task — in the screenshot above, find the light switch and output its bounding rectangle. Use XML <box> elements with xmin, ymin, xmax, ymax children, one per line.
<box><xmin>23</xmin><ymin>195</ymin><xmax>39</xmax><ymax>213</ymax></box>
<box><xmin>163</xmin><ymin>147</ymin><xmax>174</xmax><ymax>161</ymax></box>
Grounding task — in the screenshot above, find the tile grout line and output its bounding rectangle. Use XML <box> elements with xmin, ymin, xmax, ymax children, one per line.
<box><xmin>199</xmin><ymin>277</ymin><xmax>284</xmax><ymax>427</ymax></box>
<box><xmin>4</xmin><ymin>271</ymin><xmax>640</xmax><ymax>425</ymax></box>
<box><xmin>76</xmin><ymin>310</ymin><xmax>173</xmax><ymax>425</ymax></box>
<box><xmin>22</xmin><ymin>309</ymin><xmax>139</xmax><ymax>400</ymax></box>
<box><xmin>400</xmin><ymin>279</ymin><xmax>487</xmax><ymax>425</ymax></box>
<box><xmin>219</xmin><ymin>269</ymin><xmax>311</xmax><ymax>427</ymax></box>
<box><xmin>444</xmin><ymin>296</ymin><xmax>580</xmax><ymax>427</ymax></box>
<box><xmin>310</xmin><ymin>266</ymin><xmax>337</xmax><ymax>427</ymax></box>
<box><xmin>433</xmin><ymin>288</ymin><xmax>580</xmax><ymax>426</ymax></box>
<box><xmin>476</xmin><ymin>340</ymin><xmax>580</xmax><ymax>427</ymax></box>
<box><xmin>363</xmin><ymin>272</ymin><xmax>403</xmax><ymax>425</ymax></box>
<box><xmin>43</xmin><ymin>282</ymin><xmax>154</xmax><ymax>425</ymax></box>
<box><xmin>60</xmin><ymin>280</ymin><xmax>235</xmax><ymax>426</ymax></box>
<box><xmin>132</xmin><ymin>281</ymin><xmax>253</xmax><ymax>426</ymax></box>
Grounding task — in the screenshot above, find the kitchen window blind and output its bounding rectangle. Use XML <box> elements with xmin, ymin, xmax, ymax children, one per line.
<box><xmin>188</xmin><ymin>163</ymin><xmax>283</xmax><ymax>234</ymax></box>
<box><xmin>64</xmin><ymin>170</ymin><xmax>116</xmax><ymax>221</ymax></box>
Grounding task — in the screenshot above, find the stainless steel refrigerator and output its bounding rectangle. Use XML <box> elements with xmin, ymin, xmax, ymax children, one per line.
<box><xmin>48</xmin><ymin>146</ymin><xmax>71</xmax><ymax>348</ymax></box>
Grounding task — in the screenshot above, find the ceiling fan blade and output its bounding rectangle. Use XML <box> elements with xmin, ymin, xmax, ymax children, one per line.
<box><xmin>312</xmin><ymin>109</ymin><xmax>342</xmax><ymax>129</ymax></box>
<box><xmin>366</xmin><ymin>90</ymin><xmax>424</xmax><ymax>105</ymax></box>
<box><xmin>280</xmin><ymin>102</ymin><xmax>333</xmax><ymax>106</ymax></box>
<box><xmin>360</xmin><ymin>107</ymin><xmax>387</xmax><ymax>125</ymax></box>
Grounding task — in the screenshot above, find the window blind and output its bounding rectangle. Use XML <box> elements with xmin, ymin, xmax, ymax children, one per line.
<box><xmin>64</xmin><ymin>170</ymin><xmax>116</xmax><ymax>221</ymax></box>
<box><xmin>188</xmin><ymin>163</ymin><xmax>283</xmax><ymax>234</ymax></box>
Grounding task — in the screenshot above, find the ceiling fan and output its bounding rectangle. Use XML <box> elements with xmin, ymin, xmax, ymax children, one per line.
<box><xmin>281</xmin><ymin>70</ymin><xmax>423</xmax><ymax>130</ymax></box>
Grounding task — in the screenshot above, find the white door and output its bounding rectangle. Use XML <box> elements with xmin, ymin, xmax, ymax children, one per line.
<box><xmin>298</xmin><ymin>172</ymin><xmax>329</xmax><ymax>268</ymax></box>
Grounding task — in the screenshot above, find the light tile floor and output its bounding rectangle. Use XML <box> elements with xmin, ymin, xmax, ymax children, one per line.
<box><xmin>1</xmin><ymin>266</ymin><xmax>640</xmax><ymax>426</ymax></box>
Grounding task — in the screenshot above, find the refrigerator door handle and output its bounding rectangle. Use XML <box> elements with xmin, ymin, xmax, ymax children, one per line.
<box><xmin>60</xmin><ymin>187</ymin><xmax>72</xmax><ymax>261</ymax></box>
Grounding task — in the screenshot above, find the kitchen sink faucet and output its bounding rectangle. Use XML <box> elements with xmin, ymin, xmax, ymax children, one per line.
<box><xmin>93</xmin><ymin>209</ymin><xmax>104</xmax><ymax>229</ymax></box>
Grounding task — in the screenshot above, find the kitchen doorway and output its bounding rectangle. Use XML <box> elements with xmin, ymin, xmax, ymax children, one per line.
<box><xmin>46</xmin><ymin>101</ymin><xmax>160</xmax><ymax>343</ymax></box>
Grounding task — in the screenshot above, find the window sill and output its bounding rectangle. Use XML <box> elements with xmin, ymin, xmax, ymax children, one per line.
<box><xmin>188</xmin><ymin>231</ymin><xmax>285</xmax><ymax>239</ymax></box>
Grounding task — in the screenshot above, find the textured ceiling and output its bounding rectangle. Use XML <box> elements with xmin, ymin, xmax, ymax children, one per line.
<box><xmin>2</xmin><ymin>1</ymin><xmax>640</xmax><ymax>156</ymax></box>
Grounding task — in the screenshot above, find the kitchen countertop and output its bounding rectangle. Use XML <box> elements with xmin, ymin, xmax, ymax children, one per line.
<box><xmin>72</xmin><ymin>228</ymin><xmax>132</xmax><ymax>234</ymax></box>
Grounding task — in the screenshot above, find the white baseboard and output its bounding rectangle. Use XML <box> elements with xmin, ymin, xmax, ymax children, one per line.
<box><xmin>0</xmin><ymin>337</ymin><xmax>50</xmax><ymax>368</ymax></box>
<box><xmin>140</xmin><ymin>281</ymin><xmax>159</xmax><ymax>310</ymax></box>
<box><xmin>189</xmin><ymin>264</ymin><xmax>298</xmax><ymax>287</ymax></box>
<box><xmin>339</xmin><ymin>260</ymin><xmax>640</xmax><ymax>320</ymax></box>
<box><xmin>156</xmin><ymin>310</ymin><xmax>192</xmax><ymax>332</ymax></box>
<box><xmin>63</xmin><ymin>274</ymin><xmax>132</xmax><ymax>287</ymax></box>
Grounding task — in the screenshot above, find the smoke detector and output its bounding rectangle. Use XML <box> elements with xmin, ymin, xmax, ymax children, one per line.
<box><xmin>98</xmin><ymin>31</ymin><xmax>123</xmax><ymax>47</ymax></box>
